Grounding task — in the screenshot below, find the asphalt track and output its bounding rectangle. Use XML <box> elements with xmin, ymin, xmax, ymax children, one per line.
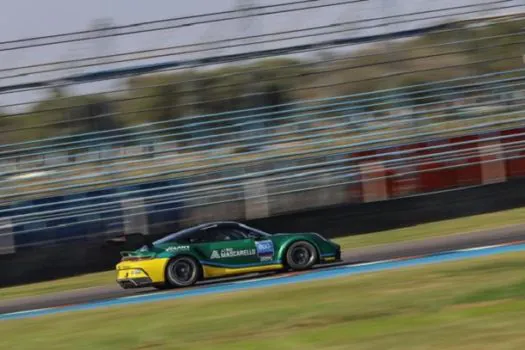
<box><xmin>2</xmin><ymin>224</ymin><xmax>525</xmax><ymax>320</ymax></box>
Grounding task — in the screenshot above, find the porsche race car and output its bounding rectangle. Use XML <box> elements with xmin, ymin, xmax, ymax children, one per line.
<box><xmin>112</xmin><ymin>221</ymin><xmax>341</xmax><ymax>289</ymax></box>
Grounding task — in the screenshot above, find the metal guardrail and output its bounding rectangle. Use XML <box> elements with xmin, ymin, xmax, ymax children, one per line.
<box><xmin>3</xmin><ymin>144</ymin><xmax>524</xmax><ymax>248</ymax></box>
<box><xmin>2</xmin><ymin>120</ymin><xmax>525</xmax><ymax>240</ymax></box>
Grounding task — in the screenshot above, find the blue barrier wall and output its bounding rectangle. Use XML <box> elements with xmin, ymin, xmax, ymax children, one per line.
<box><xmin>8</xmin><ymin>178</ymin><xmax>185</xmax><ymax>251</ymax></box>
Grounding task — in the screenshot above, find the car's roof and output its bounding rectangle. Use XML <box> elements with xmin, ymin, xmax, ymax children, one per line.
<box><xmin>152</xmin><ymin>221</ymin><xmax>249</xmax><ymax>245</ymax></box>
<box><xmin>198</xmin><ymin>221</ymin><xmax>243</xmax><ymax>227</ymax></box>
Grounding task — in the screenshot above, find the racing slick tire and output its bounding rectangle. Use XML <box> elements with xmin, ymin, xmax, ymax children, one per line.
<box><xmin>284</xmin><ymin>241</ymin><xmax>318</xmax><ymax>271</ymax></box>
<box><xmin>165</xmin><ymin>256</ymin><xmax>201</xmax><ymax>288</ymax></box>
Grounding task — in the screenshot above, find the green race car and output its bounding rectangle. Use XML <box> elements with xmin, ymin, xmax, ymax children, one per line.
<box><xmin>113</xmin><ymin>221</ymin><xmax>341</xmax><ymax>289</ymax></box>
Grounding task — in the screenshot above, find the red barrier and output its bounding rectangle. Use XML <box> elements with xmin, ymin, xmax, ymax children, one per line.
<box><xmin>345</xmin><ymin>153</ymin><xmax>363</xmax><ymax>203</ymax></box>
<box><xmin>349</xmin><ymin>127</ymin><xmax>525</xmax><ymax>202</ymax></box>
<box><xmin>418</xmin><ymin>138</ymin><xmax>458</xmax><ymax>192</ymax></box>
<box><xmin>449</xmin><ymin>135</ymin><xmax>482</xmax><ymax>187</ymax></box>
<box><xmin>479</xmin><ymin>138</ymin><xmax>506</xmax><ymax>184</ymax></box>
<box><xmin>359</xmin><ymin>160</ymin><xmax>388</xmax><ymax>202</ymax></box>
<box><xmin>386</xmin><ymin>143</ymin><xmax>421</xmax><ymax>198</ymax></box>
<box><xmin>501</xmin><ymin>128</ymin><xmax>525</xmax><ymax>178</ymax></box>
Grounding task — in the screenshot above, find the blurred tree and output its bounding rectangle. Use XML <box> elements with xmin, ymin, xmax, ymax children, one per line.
<box><xmin>263</xmin><ymin>82</ymin><xmax>289</xmax><ymax>127</ymax></box>
<box><xmin>158</xmin><ymin>82</ymin><xmax>180</xmax><ymax>122</ymax></box>
<box><xmin>12</xmin><ymin>16</ymin><xmax>525</xmax><ymax>145</ymax></box>
<box><xmin>13</xmin><ymin>87</ymin><xmax>124</xmax><ymax>148</ymax></box>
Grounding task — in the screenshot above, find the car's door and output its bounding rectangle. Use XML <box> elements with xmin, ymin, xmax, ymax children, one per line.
<box><xmin>235</xmin><ymin>226</ymin><xmax>276</xmax><ymax>263</ymax></box>
<box><xmin>192</xmin><ymin>226</ymin><xmax>260</xmax><ymax>266</ymax></box>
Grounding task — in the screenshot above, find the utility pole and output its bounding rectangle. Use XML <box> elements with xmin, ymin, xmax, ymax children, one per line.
<box><xmin>235</xmin><ymin>0</ymin><xmax>265</xmax><ymax>146</ymax></box>
<box><xmin>236</xmin><ymin>0</ymin><xmax>259</xmax><ymax>53</ymax></box>
<box><xmin>88</xmin><ymin>17</ymin><xmax>115</xmax><ymax>65</ymax></box>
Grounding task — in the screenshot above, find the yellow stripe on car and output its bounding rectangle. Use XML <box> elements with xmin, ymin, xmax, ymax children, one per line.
<box><xmin>202</xmin><ymin>264</ymin><xmax>283</xmax><ymax>278</ymax></box>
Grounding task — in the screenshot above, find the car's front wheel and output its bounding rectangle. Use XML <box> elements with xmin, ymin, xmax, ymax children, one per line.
<box><xmin>165</xmin><ymin>256</ymin><xmax>201</xmax><ymax>288</ymax></box>
<box><xmin>285</xmin><ymin>241</ymin><xmax>318</xmax><ymax>271</ymax></box>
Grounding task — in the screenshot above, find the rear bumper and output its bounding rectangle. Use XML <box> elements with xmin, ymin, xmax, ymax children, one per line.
<box><xmin>116</xmin><ymin>268</ymin><xmax>153</xmax><ymax>289</ymax></box>
<box><xmin>115</xmin><ymin>258</ymin><xmax>169</xmax><ymax>289</ymax></box>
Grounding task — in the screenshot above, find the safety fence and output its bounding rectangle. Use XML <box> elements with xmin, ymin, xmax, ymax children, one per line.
<box><xmin>2</xmin><ymin>68</ymin><xmax>525</xmax><ymax>186</ymax></box>
<box><xmin>0</xmin><ymin>70</ymin><xmax>524</xmax><ymax>253</ymax></box>
<box><xmin>2</xmin><ymin>3</ymin><xmax>525</xmax><ymax>256</ymax></box>
<box><xmin>2</xmin><ymin>122</ymin><xmax>525</xmax><ymax>255</ymax></box>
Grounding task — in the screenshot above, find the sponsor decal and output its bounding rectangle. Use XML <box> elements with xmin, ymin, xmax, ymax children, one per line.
<box><xmin>210</xmin><ymin>248</ymin><xmax>256</xmax><ymax>259</ymax></box>
<box><xmin>255</xmin><ymin>240</ymin><xmax>274</xmax><ymax>262</ymax></box>
<box><xmin>255</xmin><ymin>240</ymin><xmax>274</xmax><ymax>256</ymax></box>
<box><xmin>166</xmin><ymin>245</ymin><xmax>190</xmax><ymax>252</ymax></box>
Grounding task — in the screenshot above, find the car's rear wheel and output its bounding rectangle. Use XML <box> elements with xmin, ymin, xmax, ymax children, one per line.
<box><xmin>165</xmin><ymin>256</ymin><xmax>200</xmax><ymax>288</ymax></box>
<box><xmin>285</xmin><ymin>241</ymin><xmax>318</xmax><ymax>271</ymax></box>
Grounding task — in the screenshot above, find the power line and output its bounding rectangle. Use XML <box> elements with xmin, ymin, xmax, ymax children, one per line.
<box><xmin>0</xmin><ymin>23</ymin><xmax>484</xmax><ymax>94</ymax></box>
<box><xmin>3</xmin><ymin>20</ymin><xmax>523</xmax><ymax>113</ymax></box>
<box><xmin>0</xmin><ymin>0</ymin><xmax>367</xmax><ymax>52</ymax></box>
<box><xmin>1</xmin><ymin>3</ymin><xmax>523</xmax><ymax>97</ymax></box>
<box><xmin>0</xmin><ymin>1</ymin><xmax>516</xmax><ymax>80</ymax></box>
<box><xmin>0</xmin><ymin>0</ymin><xmax>318</xmax><ymax>45</ymax></box>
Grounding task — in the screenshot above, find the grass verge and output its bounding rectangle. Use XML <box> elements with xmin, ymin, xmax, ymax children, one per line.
<box><xmin>2</xmin><ymin>206</ymin><xmax>525</xmax><ymax>300</ymax></box>
<box><xmin>2</xmin><ymin>252</ymin><xmax>525</xmax><ymax>349</ymax></box>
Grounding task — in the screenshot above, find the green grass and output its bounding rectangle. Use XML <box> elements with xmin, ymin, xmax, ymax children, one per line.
<box><xmin>3</xmin><ymin>252</ymin><xmax>525</xmax><ymax>349</ymax></box>
<box><xmin>0</xmin><ymin>271</ymin><xmax>117</xmax><ymax>300</ymax></box>
<box><xmin>336</xmin><ymin>206</ymin><xmax>525</xmax><ymax>249</ymax></box>
<box><xmin>2</xmin><ymin>205</ymin><xmax>525</xmax><ymax>301</ymax></box>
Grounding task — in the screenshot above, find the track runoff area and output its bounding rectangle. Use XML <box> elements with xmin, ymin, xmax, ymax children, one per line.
<box><xmin>2</xmin><ymin>235</ymin><xmax>525</xmax><ymax>321</ymax></box>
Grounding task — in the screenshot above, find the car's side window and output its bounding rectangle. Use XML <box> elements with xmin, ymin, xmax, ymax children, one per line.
<box><xmin>202</xmin><ymin>227</ymin><xmax>247</xmax><ymax>242</ymax></box>
<box><xmin>207</xmin><ymin>228</ymin><xmax>229</xmax><ymax>242</ymax></box>
<box><xmin>167</xmin><ymin>231</ymin><xmax>190</xmax><ymax>244</ymax></box>
<box><xmin>225</xmin><ymin>228</ymin><xmax>249</xmax><ymax>240</ymax></box>
<box><xmin>232</xmin><ymin>227</ymin><xmax>260</xmax><ymax>240</ymax></box>
<box><xmin>182</xmin><ymin>229</ymin><xmax>209</xmax><ymax>244</ymax></box>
